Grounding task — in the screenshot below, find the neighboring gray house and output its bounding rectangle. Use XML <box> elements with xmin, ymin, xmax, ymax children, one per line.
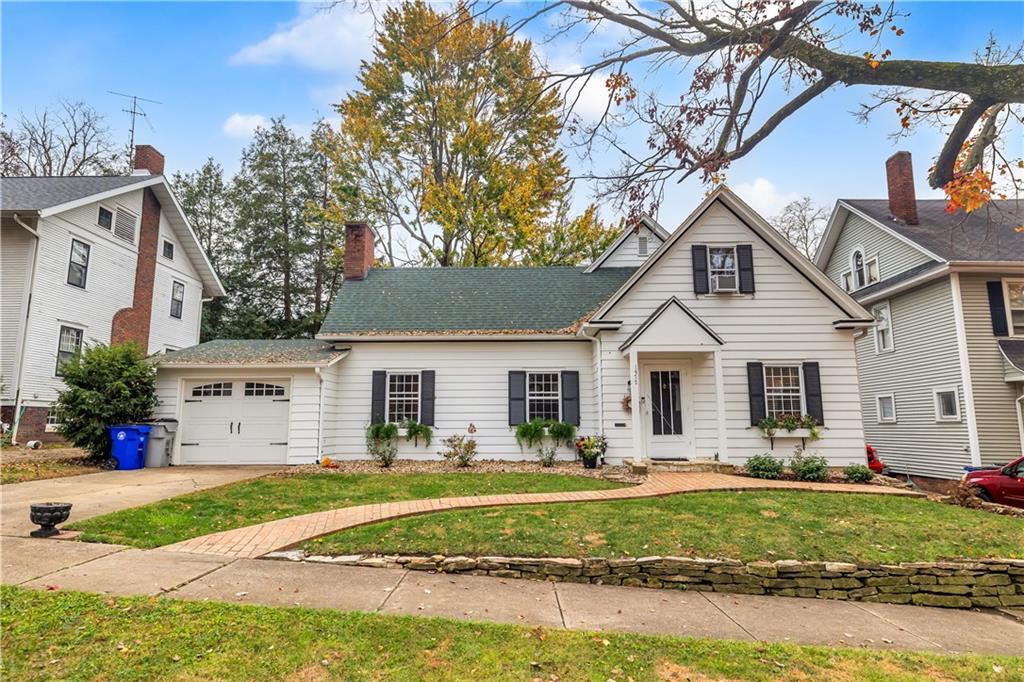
<box><xmin>816</xmin><ymin>151</ymin><xmax>1024</xmax><ymax>481</ymax></box>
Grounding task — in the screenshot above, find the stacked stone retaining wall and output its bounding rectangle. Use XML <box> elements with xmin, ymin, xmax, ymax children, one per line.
<box><xmin>269</xmin><ymin>551</ymin><xmax>1024</xmax><ymax>609</ymax></box>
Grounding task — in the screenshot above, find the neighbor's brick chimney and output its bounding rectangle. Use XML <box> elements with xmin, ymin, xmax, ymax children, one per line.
<box><xmin>344</xmin><ymin>222</ymin><xmax>375</xmax><ymax>281</ymax></box>
<box><xmin>112</xmin><ymin>145</ymin><xmax>165</xmax><ymax>353</ymax></box>
<box><xmin>885</xmin><ymin>151</ymin><xmax>918</xmax><ymax>225</ymax></box>
<box><xmin>133</xmin><ymin>144</ymin><xmax>165</xmax><ymax>175</ymax></box>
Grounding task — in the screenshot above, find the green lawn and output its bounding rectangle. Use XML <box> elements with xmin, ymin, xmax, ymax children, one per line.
<box><xmin>303</xmin><ymin>490</ymin><xmax>1024</xmax><ymax>563</ymax></box>
<box><xmin>69</xmin><ymin>473</ymin><xmax>622</xmax><ymax>548</ymax></box>
<box><xmin>3</xmin><ymin>588</ymin><xmax>1019</xmax><ymax>681</ymax></box>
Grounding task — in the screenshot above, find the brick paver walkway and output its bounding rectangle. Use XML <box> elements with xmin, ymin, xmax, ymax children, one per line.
<box><xmin>165</xmin><ymin>472</ymin><xmax>918</xmax><ymax>559</ymax></box>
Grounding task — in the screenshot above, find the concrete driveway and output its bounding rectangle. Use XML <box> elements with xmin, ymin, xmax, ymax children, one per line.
<box><xmin>1</xmin><ymin>466</ymin><xmax>279</xmax><ymax>536</ymax></box>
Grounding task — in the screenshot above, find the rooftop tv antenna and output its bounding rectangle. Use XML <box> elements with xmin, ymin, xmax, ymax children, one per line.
<box><xmin>108</xmin><ymin>91</ymin><xmax>162</xmax><ymax>169</ymax></box>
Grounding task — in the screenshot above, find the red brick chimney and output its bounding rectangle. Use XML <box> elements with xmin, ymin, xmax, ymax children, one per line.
<box><xmin>111</xmin><ymin>188</ymin><xmax>161</xmax><ymax>353</ymax></box>
<box><xmin>133</xmin><ymin>145</ymin><xmax>165</xmax><ymax>175</ymax></box>
<box><xmin>343</xmin><ymin>222</ymin><xmax>375</xmax><ymax>281</ymax></box>
<box><xmin>885</xmin><ymin>151</ymin><xmax>918</xmax><ymax>225</ymax></box>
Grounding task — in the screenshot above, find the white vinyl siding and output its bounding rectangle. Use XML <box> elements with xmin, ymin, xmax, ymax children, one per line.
<box><xmin>600</xmin><ymin>223</ymin><xmax>664</xmax><ymax>267</ymax></box>
<box><xmin>148</xmin><ymin>212</ymin><xmax>202</xmax><ymax>352</ymax></box>
<box><xmin>823</xmin><ymin>213</ymin><xmax>933</xmax><ymax>286</ymax></box>
<box><xmin>154</xmin><ymin>367</ymin><xmax>324</xmax><ymax>465</ymax></box>
<box><xmin>14</xmin><ymin>194</ymin><xmax>143</xmax><ymax>407</ymax></box>
<box><xmin>597</xmin><ymin>201</ymin><xmax>866</xmax><ymax>466</ymax></box>
<box><xmin>321</xmin><ymin>341</ymin><xmax>594</xmax><ymax>461</ymax></box>
<box><xmin>856</xmin><ymin>278</ymin><xmax>970</xmax><ymax>479</ymax></box>
<box><xmin>959</xmin><ymin>274</ymin><xmax>1024</xmax><ymax>466</ymax></box>
<box><xmin>0</xmin><ymin>222</ymin><xmax>35</xmax><ymax>402</ymax></box>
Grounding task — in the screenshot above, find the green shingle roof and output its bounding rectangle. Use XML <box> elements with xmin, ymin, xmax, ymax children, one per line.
<box><xmin>158</xmin><ymin>339</ymin><xmax>348</xmax><ymax>366</ymax></box>
<box><xmin>318</xmin><ymin>266</ymin><xmax>637</xmax><ymax>336</ymax></box>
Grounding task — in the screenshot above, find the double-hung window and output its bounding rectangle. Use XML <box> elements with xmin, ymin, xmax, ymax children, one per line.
<box><xmin>763</xmin><ymin>365</ymin><xmax>803</xmax><ymax>419</ymax></box>
<box><xmin>934</xmin><ymin>387</ymin><xmax>961</xmax><ymax>422</ymax></box>
<box><xmin>170</xmin><ymin>281</ymin><xmax>185</xmax><ymax>319</ymax></box>
<box><xmin>67</xmin><ymin>239</ymin><xmax>90</xmax><ymax>289</ymax></box>
<box><xmin>55</xmin><ymin>325</ymin><xmax>83</xmax><ymax>376</ymax></box>
<box><xmin>708</xmin><ymin>247</ymin><xmax>737</xmax><ymax>293</ymax></box>
<box><xmin>386</xmin><ymin>372</ymin><xmax>420</xmax><ymax>423</ymax></box>
<box><xmin>1005</xmin><ymin>280</ymin><xmax>1024</xmax><ymax>335</ymax></box>
<box><xmin>873</xmin><ymin>302</ymin><xmax>894</xmax><ymax>352</ymax></box>
<box><xmin>526</xmin><ymin>372</ymin><xmax>560</xmax><ymax>421</ymax></box>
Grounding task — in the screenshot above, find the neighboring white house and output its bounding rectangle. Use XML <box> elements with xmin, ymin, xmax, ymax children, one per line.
<box><xmin>816</xmin><ymin>151</ymin><xmax>1024</xmax><ymax>481</ymax></box>
<box><xmin>1</xmin><ymin>146</ymin><xmax>224</xmax><ymax>442</ymax></box>
<box><xmin>154</xmin><ymin>187</ymin><xmax>873</xmax><ymax>467</ymax></box>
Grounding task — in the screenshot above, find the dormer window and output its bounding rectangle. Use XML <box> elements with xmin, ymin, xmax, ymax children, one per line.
<box><xmin>637</xmin><ymin>235</ymin><xmax>649</xmax><ymax>257</ymax></box>
<box><xmin>842</xmin><ymin>248</ymin><xmax>879</xmax><ymax>291</ymax></box>
<box><xmin>708</xmin><ymin>247</ymin><xmax>737</xmax><ymax>293</ymax></box>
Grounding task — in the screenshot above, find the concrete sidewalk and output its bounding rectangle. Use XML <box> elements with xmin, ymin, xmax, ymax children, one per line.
<box><xmin>3</xmin><ymin>536</ymin><xmax>1021</xmax><ymax>657</ymax></box>
<box><xmin>0</xmin><ymin>466</ymin><xmax>279</xmax><ymax>536</ymax></box>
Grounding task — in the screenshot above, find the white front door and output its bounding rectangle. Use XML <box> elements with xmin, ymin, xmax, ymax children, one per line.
<box><xmin>179</xmin><ymin>379</ymin><xmax>290</xmax><ymax>465</ymax></box>
<box><xmin>641</xmin><ymin>362</ymin><xmax>693</xmax><ymax>459</ymax></box>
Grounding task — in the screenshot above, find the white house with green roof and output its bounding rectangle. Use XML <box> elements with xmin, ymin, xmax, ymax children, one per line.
<box><xmin>154</xmin><ymin>186</ymin><xmax>874</xmax><ymax>467</ymax></box>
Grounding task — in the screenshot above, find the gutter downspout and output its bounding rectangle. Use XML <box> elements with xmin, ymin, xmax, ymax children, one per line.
<box><xmin>577</xmin><ymin>327</ymin><xmax>604</xmax><ymax>454</ymax></box>
<box><xmin>9</xmin><ymin>214</ymin><xmax>40</xmax><ymax>444</ymax></box>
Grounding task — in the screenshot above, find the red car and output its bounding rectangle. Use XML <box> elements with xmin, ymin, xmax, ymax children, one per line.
<box><xmin>963</xmin><ymin>455</ymin><xmax>1024</xmax><ymax>508</ymax></box>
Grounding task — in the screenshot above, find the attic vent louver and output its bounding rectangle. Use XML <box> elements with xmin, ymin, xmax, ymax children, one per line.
<box><xmin>113</xmin><ymin>207</ymin><xmax>138</xmax><ymax>243</ymax></box>
<box><xmin>638</xmin><ymin>235</ymin><xmax>649</xmax><ymax>257</ymax></box>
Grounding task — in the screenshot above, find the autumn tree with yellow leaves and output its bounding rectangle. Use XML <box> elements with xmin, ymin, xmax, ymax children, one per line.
<box><xmin>327</xmin><ymin>1</ymin><xmax>616</xmax><ymax>266</ymax></box>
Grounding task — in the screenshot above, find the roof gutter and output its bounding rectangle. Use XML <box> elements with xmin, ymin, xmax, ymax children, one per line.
<box><xmin>856</xmin><ymin>261</ymin><xmax>1024</xmax><ymax>306</ymax></box>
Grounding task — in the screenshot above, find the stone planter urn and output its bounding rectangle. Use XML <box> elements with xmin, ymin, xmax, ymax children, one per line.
<box><xmin>29</xmin><ymin>502</ymin><xmax>72</xmax><ymax>538</ymax></box>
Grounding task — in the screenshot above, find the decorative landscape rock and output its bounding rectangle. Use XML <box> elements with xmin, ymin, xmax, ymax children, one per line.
<box><xmin>263</xmin><ymin>550</ymin><xmax>1024</xmax><ymax>610</ymax></box>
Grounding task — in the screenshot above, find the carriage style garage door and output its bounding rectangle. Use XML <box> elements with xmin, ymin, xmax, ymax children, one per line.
<box><xmin>179</xmin><ymin>379</ymin><xmax>290</xmax><ymax>464</ymax></box>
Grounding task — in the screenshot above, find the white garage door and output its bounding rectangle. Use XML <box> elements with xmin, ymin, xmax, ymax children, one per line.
<box><xmin>179</xmin><ymin>379</ymin><xmax>290</xmax><ymax>464</ymax></box>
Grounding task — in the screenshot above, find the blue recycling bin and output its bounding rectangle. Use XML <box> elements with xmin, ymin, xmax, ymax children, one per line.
<box><xmin>108</xmin><ymin>425</ymin><xmax>152</xmax><ymax>470</ymax></box>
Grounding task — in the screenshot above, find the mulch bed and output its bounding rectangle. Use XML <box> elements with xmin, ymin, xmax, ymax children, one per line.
<box><xmin>283</xmin><ymin>459</ymin><xmax>644</xmax><ymax>484</ymax></box>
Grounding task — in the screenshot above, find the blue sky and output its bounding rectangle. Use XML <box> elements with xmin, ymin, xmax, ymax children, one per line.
<box><xmin>3</xmin><ymin>1</ymin><xmax>1022</xmax><ymax>223</ymax></box>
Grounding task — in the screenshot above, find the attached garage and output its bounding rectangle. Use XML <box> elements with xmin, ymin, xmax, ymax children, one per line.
<box><xmin>179</xmin><ymin>379</ymin><xmax>292</xmax><ymax>464</ymax></box>
<box><xmin>153</xmin><ymin>340</ymin><xmax>348</xmax><ymax>466</ymax></box>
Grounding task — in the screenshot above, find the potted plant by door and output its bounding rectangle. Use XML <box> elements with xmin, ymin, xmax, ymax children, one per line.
<box><xmin>574</xmin><ymin>435</ymin><xmax>607</xmax><ymax>469</ymax></box>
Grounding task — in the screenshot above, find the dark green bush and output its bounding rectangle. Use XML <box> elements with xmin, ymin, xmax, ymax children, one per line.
<box><xmin>366</xmin><ymin>422</ymin><xmax>400</xmax><ymax>467</ymax></box>
<box><xmin>55</xmin><ymin>343</ymin><xmax>157</xmax><ymax>457</ymax></box>
<box><xmin>843</xmin><ymin>463</ymin><xmax>874</xmax><ymax>483</ymax></box>
<box><xmin>744</xmin><ymin>453</ymin><xmax>784</xmax><ymax>479</ymax></box>
<box><xmin>790</xmin><ymin>452</ymin><xmax>830</xmax><ymax>482</ymax></box>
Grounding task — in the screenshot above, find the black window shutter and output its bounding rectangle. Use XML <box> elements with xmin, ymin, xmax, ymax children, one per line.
<box><xmin>802</xmin><ymin>362</ymin><xmax>824</xmax><ymax>425</ymax></box>
<box><xmin>737</xmin><ymin>244</ymin><xmax>755</xmax><ymax>293</ymax></box>
<box><xmin>420</xmin><ymin>370</ymin><xmax>436</xmax><ymax>425</ymax></box>
<box><xmin>692</xmin><ymin>245</ymin><xmax>710</xmax><ymax>294</ymax></box>
<box><xmin>746</xmin><ymin>362</ymin><xmax>766</xmax><ymax>426</ymax></box>
<box><xmin>508</xmin><ymin>371</ymin><xmax>526</xmax><ymax>425</ymax></box>
<box><xmin>560</xmin><ymin>371</ymin><xmax>580</xmax><ymax>426</ymax></box>
<box><xmin>370</xmin><ymin>370</ymin><xmax>386</xmax><ymax>424</ymax></box>
<box><xmin>986</xmin><ymin>281</ymin><xmax>1009</xmax><ymax>337</ymax></box>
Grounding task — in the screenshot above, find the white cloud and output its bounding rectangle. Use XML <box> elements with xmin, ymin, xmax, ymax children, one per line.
<box><xmin>732</xmin><ymin>178</ymin><xmax>799</xmax><ymax>219</ymax></box>
<box><xmin>229</xmin><ymin>4</ymin><xmax>377</xmax><ymax>73</ymax></box>
<box><xmin>222</xmin><ymin>113</ymin><xmax>267</xmax><ymax>138</ymax></box>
